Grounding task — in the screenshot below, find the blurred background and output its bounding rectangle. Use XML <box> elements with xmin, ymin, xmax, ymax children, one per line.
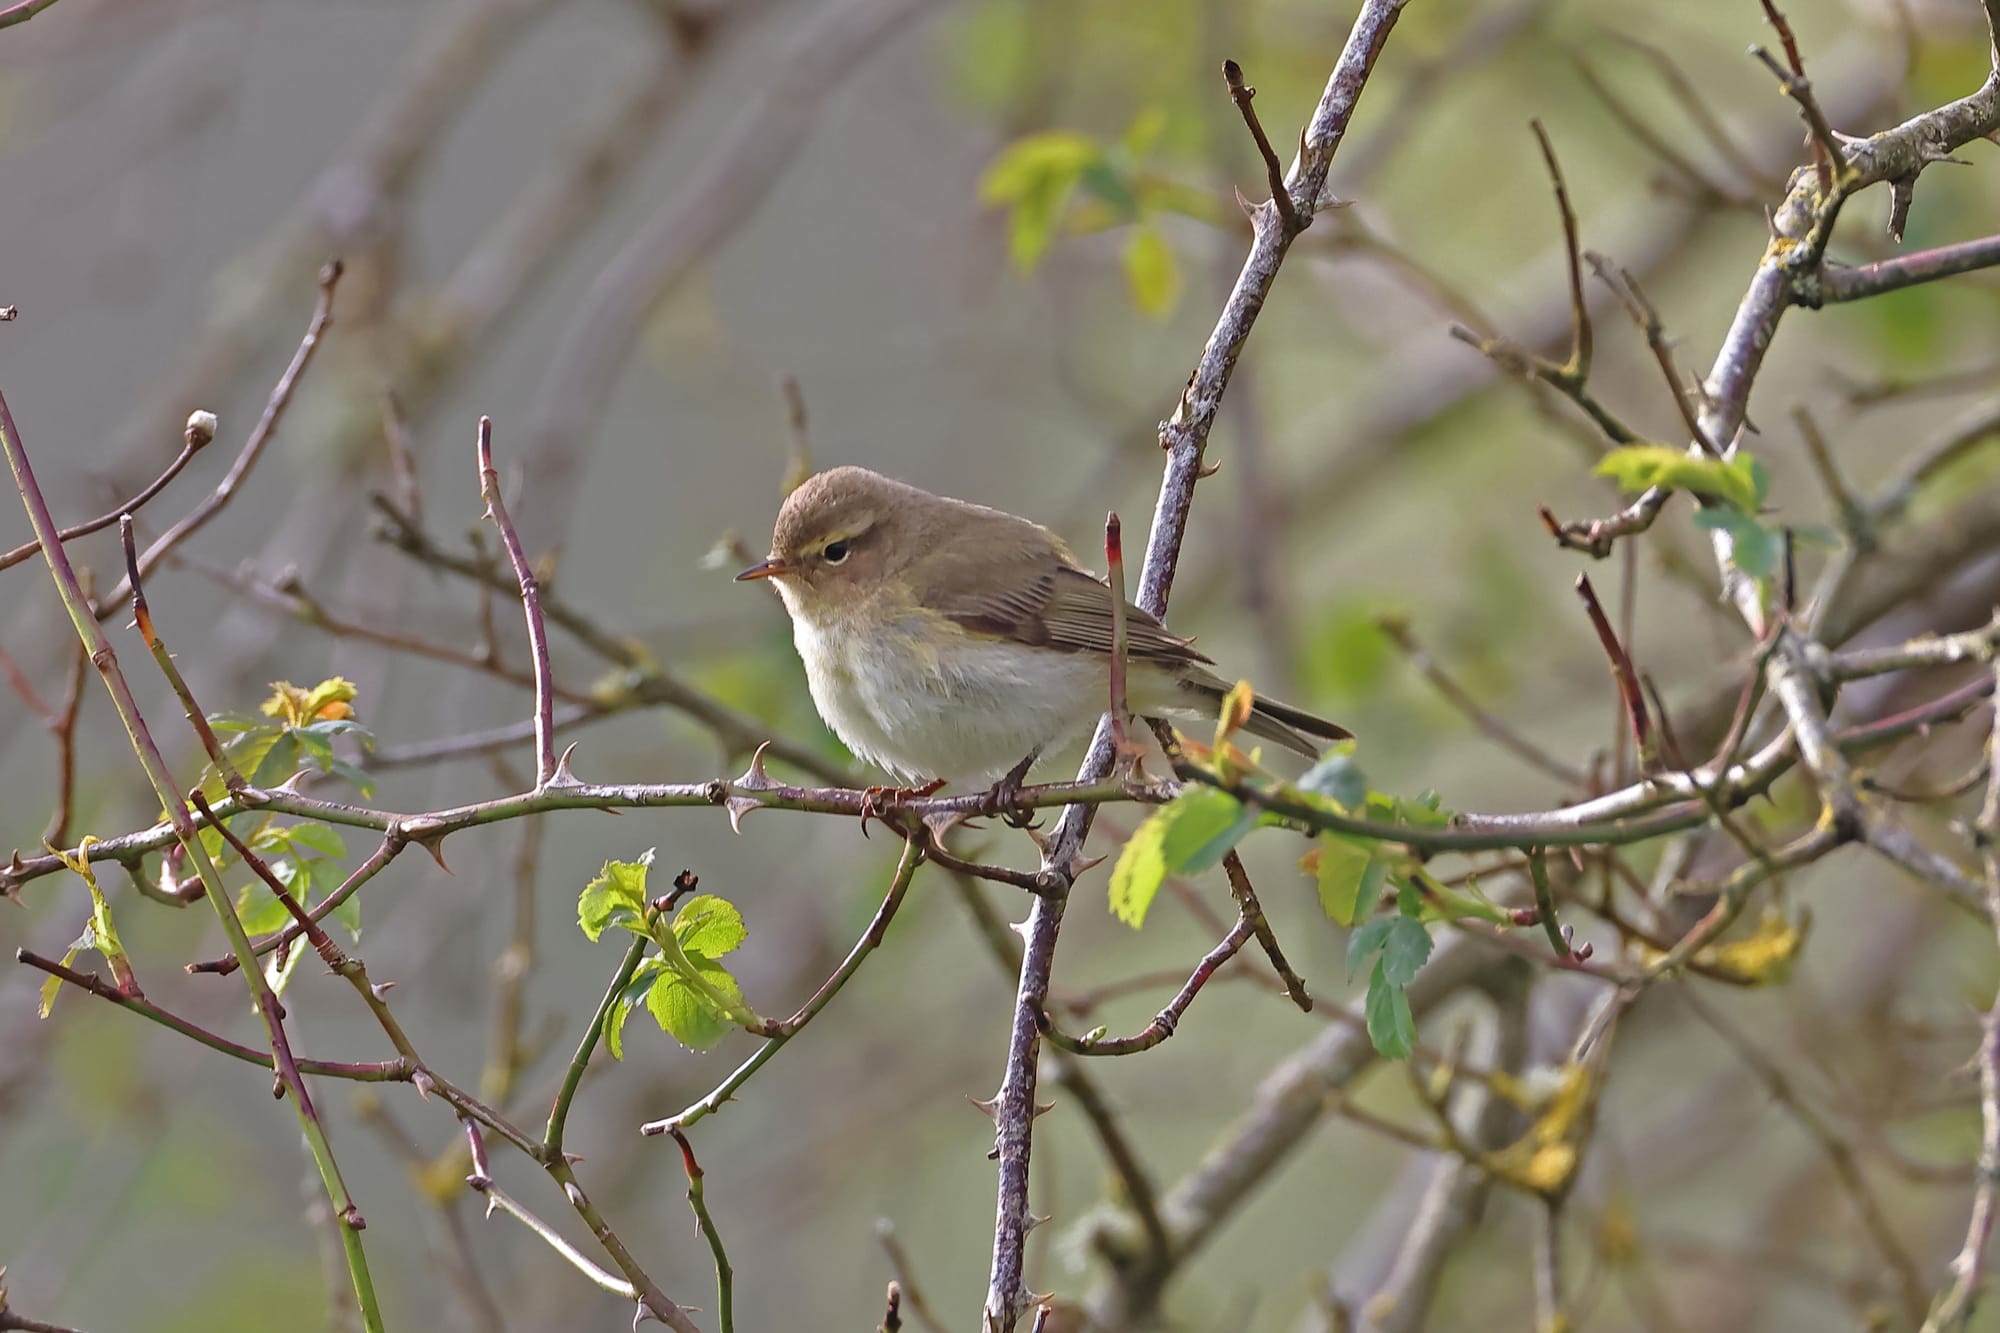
<box><xmin>2</xmin><ymin>0</ymin><xmax>1999</xmax><ymax>1328</ymax></box>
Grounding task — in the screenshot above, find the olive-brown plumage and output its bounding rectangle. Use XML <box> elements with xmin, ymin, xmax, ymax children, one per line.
<box><xmin>739</xmin><ymin>466</ymin><xmax>1349</xmax><ymax>783</ymax></box>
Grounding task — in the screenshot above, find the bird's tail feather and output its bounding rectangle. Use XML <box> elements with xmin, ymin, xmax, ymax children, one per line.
<box><xmin>1176</xmin><ymin>675</ymin><xmax>1350</xmax><ymax>758</ymax></box>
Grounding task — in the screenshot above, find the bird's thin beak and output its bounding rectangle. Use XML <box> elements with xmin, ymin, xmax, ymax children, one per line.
<box><xmin>735</xmin><ymin>557</ymin><xmax>793</xmax><ymax>582</ymax></box>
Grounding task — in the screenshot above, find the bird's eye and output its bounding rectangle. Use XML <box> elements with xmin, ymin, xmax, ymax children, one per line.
<box><xmin>822</xmin><ymin>539</ymin><xmax>851</xmax><ymax>564</ymax></box>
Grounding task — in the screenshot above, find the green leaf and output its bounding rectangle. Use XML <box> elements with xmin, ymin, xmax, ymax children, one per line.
<box><xmin>39</xmin><ymin>930</ymin><xmax>91</xmax><ymax>1018</ymax></box>
<box><xmin>314</xmin><ymin>858</ymin><xmax>360</xmax><ymax>938</ymax></box>
<box><xmin>673</xmin><ymin>895</ymin><xmax>746</xmax><ymax>959</ymax></box>
<box><xmin>1694</xmin><ymin>508</ymin><xmax>1781</xmax><ymax>578</ymax></box>
<box><xmin>1347</xmin><ymin>916</ymin><xmax>1396</xmax><ymax>979</ymax></box>
<box><xmin>1364</xmin><ymin>959</ymin><xmax>1417</xmax><ymax>1058</ymax></box>
<box><xmin>1422</xmin><ymin>878</ymin><xmax>1514</xmax><ymax>926</ymax></box>
<box><xmin>606</xmin><ymin>961</ymin><xmax>666</xmax><ymax>1061</ymax></box>
<box><xmin>1300</xmin><ymin>748</ymin><xmax>1367</xmax><ymax>811</ymax></box>
<box><xmin>604</xmin><ymin>995</ymin><xmax>638</xmax><ymax>1061</ymax></box>
<box><xmin>1078</xmin><ymin>158</ymin><xmax>1137</xmax><ymax>216</ymax></box>
<box><xmin>1595</xmin><ymin>445</ymin><xmax>1762</xmax><ymax>514</ymax></box>
<box><xmin>38</xmin><ymin>955</ymin><xmax>72</xmax><ymax>1018</ymax></box>
<box><xmin>978</xmin><ymin>131</ymin><xmax>1099</xmax><ymax>204</ymax></box>
<box><xmin>978</xmin><ymin>131</ymin><xmax>1100</xmax><ymax>271</ymax></box>
<box><xmin>235</xmin><ymin>860</ymin><xmax>301</xmax><ymax>937</ymax></box>
<box><xmin>646</xmin><ymin>958</ymin><xmax>747</xmax><ymax>1051</ymax></box>
<box><xmin>1315</xmin><ymin>834</ymin><xmax>1381</xmax><ymax>926</ymax></box>
<box><xmin>1380</xmin><ymin>916</ymin><xmax>1435</xmax><ymax>987</ymax></box>
<box><xmin>286</xmin><ymin>824</ymin><xmax>347</xmax><ymax>859</ymax></box>
<box><xmin>326</xmin><ymin>760</ymin><xmax>377</xmax><ymax>797</ymax></box>
<box><xmin>1121</xmin><ymin>222</ymin><xmax>1179</xmax><ymax>317</ymax></box>
<box><xmin>292</xmin><ymin>726</ymin><xmax>336</xmax><ymax>772</ymax></box>
<box><xmin>1747</xmin><ymin>455</ymin><xmax>1772</xmax><ymax>508</ymax></box>
<box><xmin>1108</xmin><ymin>810</ymin><xmax>1171</xmax><ymax>929</ymax></box>
<box><xmin>1157</xmin><ymin>787</ymin><xmax>1251</xmax><ymax>875</ymax></box>
<box><xmin>578</xmin><ymin>851</ymin><xmax>654</xmax><ymax>942</ymax></box>
<box><xmin>1120</xmin><ymin>106</ymin><xmax>1168</xmax><ymax>159</ymax></box>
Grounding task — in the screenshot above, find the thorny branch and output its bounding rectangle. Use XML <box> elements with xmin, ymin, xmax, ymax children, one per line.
<box><xmin>984</xmin><ymin>12</ymin><xmax>1409</xmax><ymax>1324</ymax></box>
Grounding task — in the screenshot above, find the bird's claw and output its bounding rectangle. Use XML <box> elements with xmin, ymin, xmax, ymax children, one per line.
<box><xmin>858</xmin><ymin>779</ymin><xmax>946</xmax><ymax>837</ymax></box>
<box><xmin>978</xmin><ymin>751</ymin><xmax>1042</xmax><ymax>829</ymax></box>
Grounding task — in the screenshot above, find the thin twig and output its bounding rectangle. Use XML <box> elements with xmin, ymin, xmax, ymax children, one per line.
<box><xmin>1222</xmin><ymin>59</ymin><xmax>1299</xmax><ymax>234</ymax></box>
<box><xmin>473</xmin><ymin>1185</ymin><xmax>638</xmax><ymax>1302</ymax></box>
<box><xmin>877</xmin><ymin>1222</ymin><xmax>950</xmax><ymax>1333</ymax></box>
<box><xmin>476</xmin><ymin>416</ymin><xmax>558</xmax><ymax>788</ymax></box>
<box><xmin>99</xmin><ymin>260</ymin><xmax>342</xmax><ymax>617</ymax></box>
<box><xmin>0</xmin><ymin>411</ymin><xmax>212</xmax><ymax>573</ymax></box>
<box><xmin>1818</xmin><ymin>234</ymin><xmax>2000</xmax><ymax>304</ymax></box>
<box><xmin>1574</xmin><ymin>574</ymin><xmax>1651</xmax><ymax>761</ymax></box>
<box><xmin>41</xmin><ymin>630</ymin><xmax>86</xmax><ymax>848</ymax></box>
<box><xmin>1532</xmin><ymin>119</ymin><xmax>1591</xmax><ymax>382</ymax></box>
<box><xmin>119</xmin><ymin>517</ymin><xmax>243</xmax><ymax>789</ymax></box>
<box><xmin>1584</xmin><ymin>252</ymin><xmax>1716</xmax><ymax>456</ymax></box>
<box><xmin>1221</xmin><ymin>849</ymin><xmax>1311</xmax><ymax>1011</ymax></box>
<box><xmin>668</xmin><ymin>1131</ymin><xmax>733</xmax><ymax>1333</ymax></box>
<box><xmin>546</xmin><ymin>934</ymin><xmax>648</xmax><ymax>1160</ymax></box>
<box><xmin>1753</xmin><ymin>0</ymin><xmax>1842</xmax><ymax>196</ymax></box>
<box><xmin>642</xmin><ymin>841</ymin><xmax>924</xmax><ymax>1134</ymax></box>
<box><xmin>1105</xmin><ymin>512</ymin><xmax>1131</xmax><ymax>753</ymax></box>
<box><xmin>1040</xmin><ymin>917</ymin><xmax>1256</xmax><ymax>1056</ymax></box>
<box><xmin>0</xmin><ymin>0</ymin><xmax>67</xmax><ymax>30</ymax></box>
<box><xmin>1924</xmin><ymin>656</ymin><xmax>2000</xmax><ymax>1331</ymax></box>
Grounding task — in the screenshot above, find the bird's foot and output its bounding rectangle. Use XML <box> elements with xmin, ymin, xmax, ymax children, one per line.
<box><xmin>977</xmin><ymin>748</ymin><xmax>1044</xmax><ymax>829</ymax></box>
<box><xmin>858</xmin><ymin>778</ymin><xmax>946</xmax><ymax>837</ymax></box>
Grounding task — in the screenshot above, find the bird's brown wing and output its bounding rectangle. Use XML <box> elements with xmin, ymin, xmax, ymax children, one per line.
<box><xmin>918</xmin><ymin>552</ymin><xmax>1214</xmax><ymax>666</ymax></box>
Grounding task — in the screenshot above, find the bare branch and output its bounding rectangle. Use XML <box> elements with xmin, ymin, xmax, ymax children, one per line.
<box><xmin>99</xmin><ymin>261</ymin><xmax>343</xmax><ymax>617</ymax></box>
<box><xmin>1818</xmin><ymin>233</ymin><xmax>2000</xmax><ymax>304</ymax></box>
<box><xmin>475</xmin><ymin>417</ymin><xmax>558</xmax><ymax>788</ymax></box>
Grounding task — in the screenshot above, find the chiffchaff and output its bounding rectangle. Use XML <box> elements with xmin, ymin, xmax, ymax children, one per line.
<box><xmin>738</xmin><ymin>467</ymin><xmax>1350</xmax><ymax>787</ymax></box>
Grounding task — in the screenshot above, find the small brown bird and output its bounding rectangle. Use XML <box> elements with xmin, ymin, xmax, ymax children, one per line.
<box><xmin>738</xmin><ymin>467</ymin><xmax>1350</xmax><ymax>786</ymax></box>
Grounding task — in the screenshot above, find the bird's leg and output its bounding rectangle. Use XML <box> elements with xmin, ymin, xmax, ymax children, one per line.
<box><xmin>858</xmin><ymin>778</ymin><xmax>947</xmax><ymax>837</ymax></box>
<box><xmin>978</xmin><ymin>747</ymin><xmax>1043</xmax><ymax>829</ymax></box>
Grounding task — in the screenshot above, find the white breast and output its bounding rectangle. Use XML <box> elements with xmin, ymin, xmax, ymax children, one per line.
<box><xmin>788</xmin><ymin>607</ymin><xmax>1111</xmax><ymax>785</ymax></box>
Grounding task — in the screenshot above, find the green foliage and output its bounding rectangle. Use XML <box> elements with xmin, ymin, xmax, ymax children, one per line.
<box><xmin>578</xmin><ymin>854</ymin><xmax>653</xmax><ymax>942</ymax></box>
<box><xmin>207</xmin><ymin>677</ymin><xmax>375</xmax><ymax>797</ymax></box>
<box><xmin>1362</xmin><ymin>958</ymin><xmax>1418</xmax><ymax>1058</ymax></box>
<box><xmin>978</xmin><ymin>130</ymin><xmax>1100</xmax><ymax>269</ymax></box>
<box><xmin>1297</xmin><ymin>600</ymin><xmax>1396</xmax><ymax>703</ymax></box>
<box><xmin>577</xmin><ymin>852</ymin><xmax>758</xmax><ymax>1054</ymax></box>
<box><xmin>1108</xmin><ymin>787</ymin><xmax>1260</xmax><ymax>928</ymax></box>
<box><xmin>1122</xmin><ymin>222</ymin><xmax>1180</xmax><ymax>316</ymax></box>
<box><xmin>1312</xmin><ymin>833</ymin><xmax>1381</xmax><ymax>926</ymax></box>
<box><xmin>231</xmin><ymin>822</ymin><xmax>356</xmax><ymax>942</ymax></box>
<box><xmin>1692</xmin><ymin>507</ymin><xmax>1782</xmax><ymax>578</ymax></box>
<box><xmin>978</xmin><ymin>109</ymin><xmax>1200</xmax><ymax>316</ymax></box>
<box><xmin>1299</xmin><ymin>748</ymin><xmax>1368</xmax><ymax>810</ymax></box>
<box><xmin>1348</xmin><ymin>912</ymin><xmax>1433</xmax><ymax>1060</ymax></box>
<box><xmin>1595</xmin><ymin>445</ymin><xmax>1766</xmax><ymax>515</ymax></box>
<box><xmin>40</xmin><ymin>838</ymin><xmax>135</xmax><ymax>1018</ymax></box>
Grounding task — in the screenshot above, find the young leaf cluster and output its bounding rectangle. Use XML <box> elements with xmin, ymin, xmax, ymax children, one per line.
<box><xmin>1595</xmin><ymin>446</ymin><xmax>1797</xmax><ymax>578</ymax></box>
<box><xmin>38</xmin><ymin>837</ymin><xmax>135</xmax><ymax>1017</ymax></box>
<box><xmin>1105</xmin><ymin>734</ymin><xmax>1476</xmax><ymax>1059</ymax></box>
<box><xmin>977</xmin><ymin>108</ymin><xmax>1206</xmax><ymax>316</ymax></box>
<box><xmin>577</xmin><ymin>852</ymin><xmax>759</xmax><ymax>1054</ymax></box>
<box><xmin>208</xmin><ymin>677</ymin><xmax>376</xmax><ymax>796</ymax></box>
